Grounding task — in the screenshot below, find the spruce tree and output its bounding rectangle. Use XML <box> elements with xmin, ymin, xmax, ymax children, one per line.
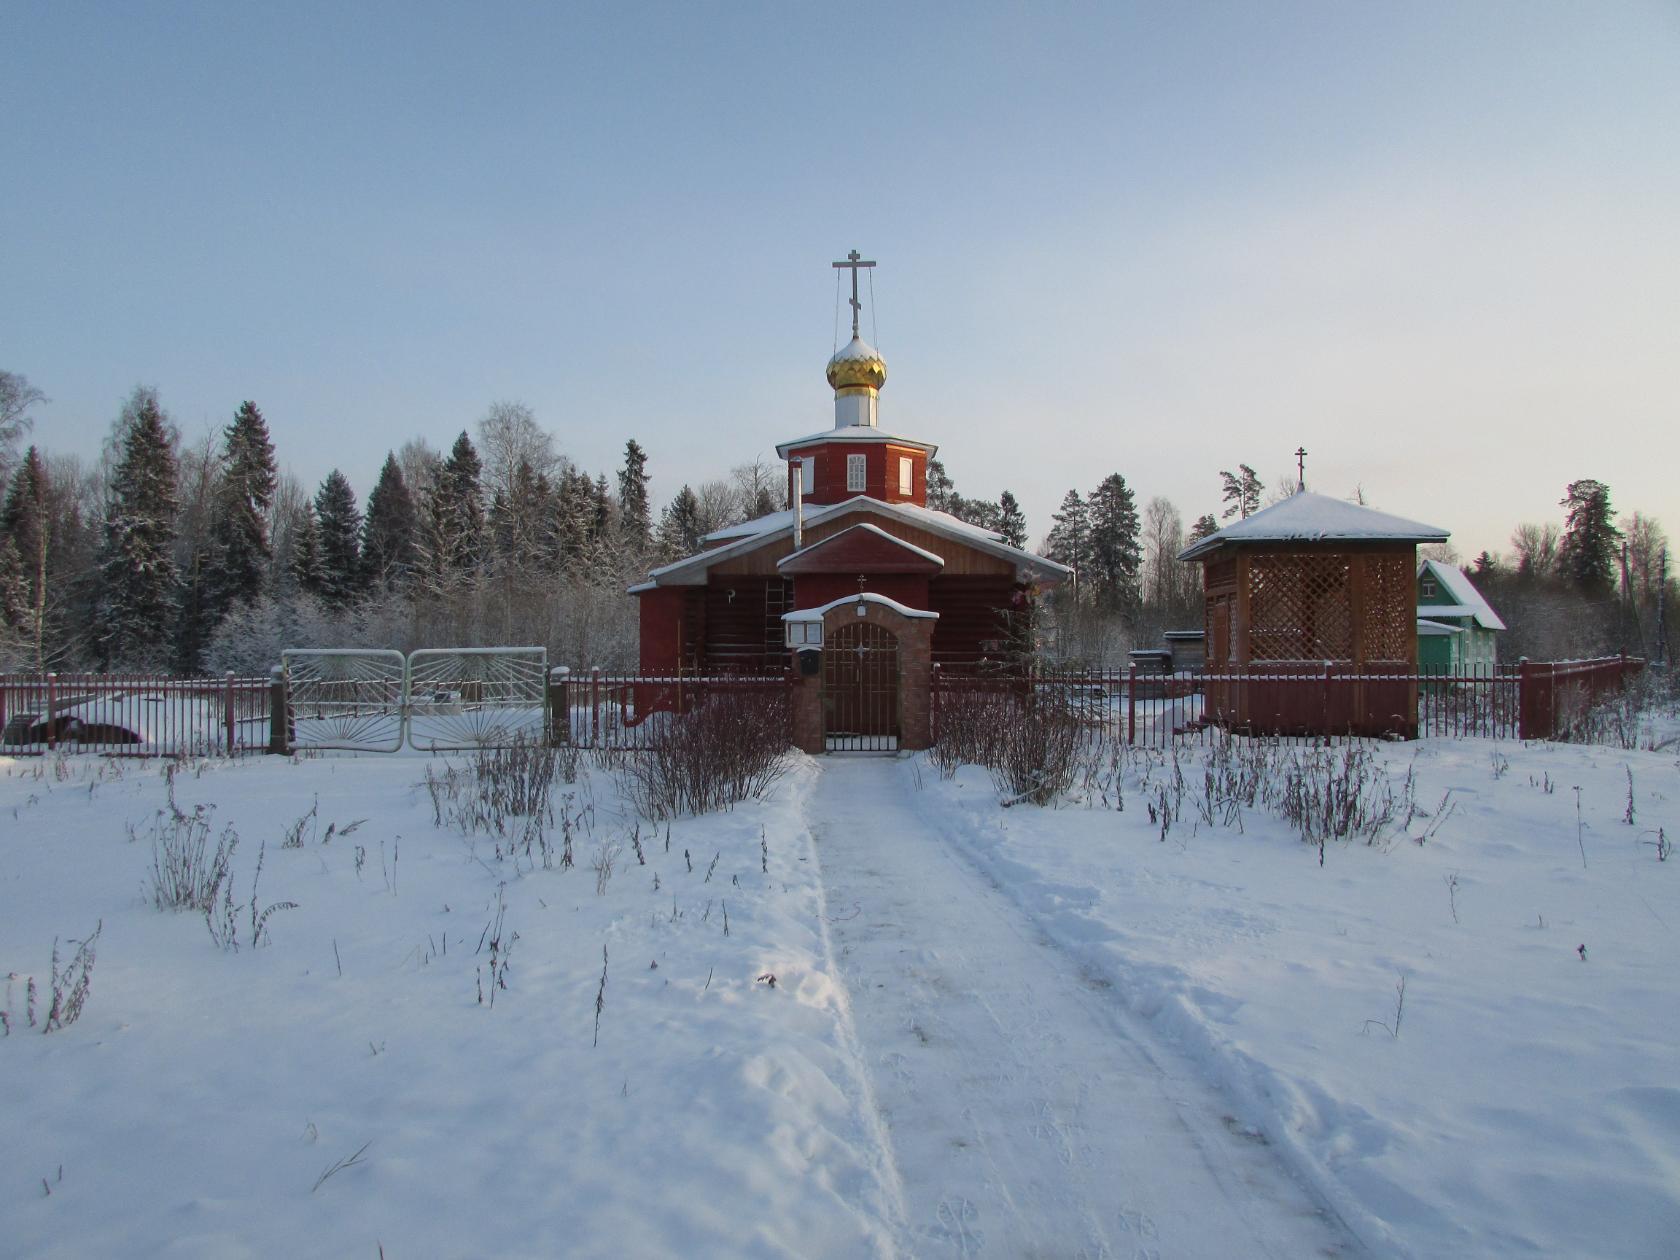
<box><xmin>1188</xmin><ymin>513</ymin><xmax>1220</xmax><ymax>543</ymax></box>
<box><xmin>0</xmin><ymin>537</ymin><xmax>29</xmax><ymax>665</ymax></box>
<box><xmin>1</xmin><ymin>447</ymin><xmax>51</xmax><ymax>669</ymax></box>
<box><xmin>96</xmin><ymin>387</ymin><xmax>180</xmax><ymax>668</ymax></box>
<box><xmin>290</xmin><ymin>505</ymin><xmax>325</xmax><ymax>597</ymax></box>
<box><xmin>421</xmin><ymin>431</ymin><xmax>486</xmax><ymax>590</ymax></box>
<box><xmin>617</xmin><ymin>439</ymin><xmax>652</xmax><ymax>556</ymax></box>
<box><xmin>1557</xmin><ymin>479</ymin><xmax>1622</xmax><ymax>595</ymax></box>
<box><xmin>314</xmin><ymin>470</ymin><xmax>363</xmax><ymax>607</ymax></box>
<box><xmin>996</xmin><ymin>490</ymin><xmax>1028</xmax><ymax>549</ymax></box>
<box><xmin>206</xmin><ymin>401</ymin><xmax>277</xmax><ymax>614</ymax></box>
<box><xmin>1087</xmin><ymin>472</ymin><xmax>1142</xmax><ymax>615</ymax></box>
<box><xmin>656</xmin><ymin>485</ymin><xmax>704</xmax><ymax>561</ymax></box>
<box><xmin>361</xmin><ymin>452</ymin><xmax>420</xmax><ymax>589</ymax></box>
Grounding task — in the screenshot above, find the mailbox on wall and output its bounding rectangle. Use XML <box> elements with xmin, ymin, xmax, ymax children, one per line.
<box><xmin>796</xmin><ymin>647</ymin><xmax>820</xmax><ymax>677</ymax></box>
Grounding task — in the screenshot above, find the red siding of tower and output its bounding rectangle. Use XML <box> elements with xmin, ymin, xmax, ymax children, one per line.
<box><xmin>795</xmin><ymin>443</ymin><xmax>927</xmax><ymax>507</ymax></box>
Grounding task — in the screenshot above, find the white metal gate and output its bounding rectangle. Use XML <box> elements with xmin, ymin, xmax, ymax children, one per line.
<box><xmin>282</xmin><ymin>649</ymin><xmax>407</xmax><ymax>752</ymax></box>
<box><xmin>405</xmin><ymin>647</ymin><xmax>547</xmax><ymax>751</ymax></box>
<box><xmin>281</xmin><ymin>647</ymin><xmax>547</xmax><ymax>753</ymax></box>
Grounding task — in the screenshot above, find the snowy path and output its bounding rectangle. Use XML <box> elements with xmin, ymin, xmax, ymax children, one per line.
<box><xmin>807</xmin><ymin>756</ymin><xmax>1362</xmax><ymax>1259</ymax></box>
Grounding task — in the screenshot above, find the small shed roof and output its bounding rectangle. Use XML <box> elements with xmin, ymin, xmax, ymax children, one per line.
<box><xmin>1417</xmin><ymin>558</ymin><xmax>1507</xmax><ymax>631</ymax></box>
<box><xmin>1178</xmin><ymin>492</ymin><xmax>1449</xmax><ymax>561</ymax></box>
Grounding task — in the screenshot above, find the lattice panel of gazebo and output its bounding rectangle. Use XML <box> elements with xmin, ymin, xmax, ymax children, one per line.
<box><xmin>1248</xmin><ymin>554</ymin><xmax>1352</xmax><ymax>661</ymax></box>
<box><xmin>1363</xmin><ymin>553</ymin><xmax>1416</xmax><ymax>661</ymax></box>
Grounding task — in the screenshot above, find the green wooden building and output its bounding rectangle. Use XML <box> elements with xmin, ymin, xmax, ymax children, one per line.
<box><xmin>1416</xmin><ymin>558</ymin><xmax>1505</xmax><ymax>673</ymax></box>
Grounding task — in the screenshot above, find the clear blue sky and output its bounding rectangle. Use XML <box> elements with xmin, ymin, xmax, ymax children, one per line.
<box><xmin>4</xmin><ymin>1</ymin><xmax>1676</xmax><ymax>559</ymax></box>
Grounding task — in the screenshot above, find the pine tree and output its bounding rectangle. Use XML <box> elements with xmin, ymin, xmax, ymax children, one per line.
<box><xmin>96</xmin><ymin>387</ymin><xmax>180</xmax><ymax>668</ymax></box>
<box><xmin>617</xmin><ymin>439</ymin><xmax>651</xmax><ymax>556</ymax></box>
<box><xmin>1087</xmin><ymin>472</ymin><xmax>1142</xmax><ymax>615</ymax></box>
<box><xmin>656</xmin><ymin>485</ymin><xmax>704</xmax><ymax>561</ymax></box>
<box><xmin>206</xmin><ymin>401</ymin><xmax>277</xmax><ymax>615</ymax></box>
<box><xmin>1557</xmin><ymin>479</ymin><xmax>1622</xmax><ymax>596</ymax></box>
<box><xmin>926</xmin><ymin>459</ymin><xmax>958</xmax><ymax>514</ymax></box>
<box><xmin>996</xmin><ymin>490</ymin><xmax>1028</xmax><ymax>549</ymax></box>
<box><xmin>1188</xmin><ymin>513</ymin><xmax>1219</xmax><ymax>543</ymax></box>
<box><xmin>1219</xmin><ymin>465</ymin><xmax>1263</xmax><ymax>520</ymax></box>
<box><xmin>361</xmin><ymin>452</ymin><xmax>420</xmax><ymax>590</ymax></box>
<box><xmin>314</xmin><ymin>470</ymin><xmax>363</xmax><ymax>607</ymax></box>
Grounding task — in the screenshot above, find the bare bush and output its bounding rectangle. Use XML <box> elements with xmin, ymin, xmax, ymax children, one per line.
<box><xmin>989</xmin><ymin>696</ymin><xmax>1087</xmax><ymax>806</ymax></box>
<box><xmin>43</xmin><ymin>922</ymin><xmax>101</xmax><ymax>1033</ymax></box>
<box><xmin>1276</xmin><ymin>744</ymin><xmax>1402</xmax><ymax>847</ymax></box>
<box><xmin>146</xmin><ymin>802</ymin><xmax>236</xmax><ymax>913</ymax></box>
<box><xmin>620</xmin><ymin>688</ymin><xmax>789</xmax><ymax>819</ymax></box>
<box><xmin>423</xmin><ymin>737</ymin><xmax>565</xmax><ymax>867</ymax></box>
<box><xmin>931</xmin><ymin>685</ymin><xmax>1094</xmax><ymax>806</ymax></box>
<box><xmin>929</xmin><ymin>684</ymin><xmax>1019</xmax><ymax>778</ymax></box>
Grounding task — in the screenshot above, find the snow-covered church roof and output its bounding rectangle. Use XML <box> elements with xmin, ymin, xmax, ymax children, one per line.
<box><xmin>1178</xmin><ymin>491</ymin><xmax>1449</xmax><ymax>561</ymax></box>
<box><xmin>640</xmin><ymin>497</ymin><xmax>1070</xmax><ymax>588</ymax></box>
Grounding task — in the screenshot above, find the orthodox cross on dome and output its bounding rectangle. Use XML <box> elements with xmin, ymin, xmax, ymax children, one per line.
<box><xmin>832</xmin><ymin>249</ymin><xmax>876</xmax><ymax>339</ymax></box>
<box><xmin>1295</xmin><ymin>446</ymin><xmax>1308</xmax><ymax>493</ymax></box>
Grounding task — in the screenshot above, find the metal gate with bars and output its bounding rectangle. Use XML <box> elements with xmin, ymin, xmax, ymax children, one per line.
<box><xmin>823</xmin><ymin>621</ymin><xmax>899</xmax><ymax>751</ymax></box>
<box><xmin>282</xmin><ymin>647</ymin><xmax>546</xmax><ymax>752</ymax></box>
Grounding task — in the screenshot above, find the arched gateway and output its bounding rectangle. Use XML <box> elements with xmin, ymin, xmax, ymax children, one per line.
<box><xmin>823</xmin><ymin>621</ymin><xmax>900</xmax><ymax>750</ymax></box>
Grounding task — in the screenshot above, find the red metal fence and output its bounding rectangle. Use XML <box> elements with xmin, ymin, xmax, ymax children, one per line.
<box><xmin>0</xmin><ymin>654</ymin><xmax>1643</xmax><ymax>759</ymax></box>
<box><xmin>0</xmin><ymin>672</ymin><xmax>273</xmax><ymax>757</ymax></box>
<box><xmin>550</xmin><ymin>668</ymin><xmax>793</xmax><ymax>751</ymax></box>
<box><xmin>932</xmin><ymin>657</ymin><xmax>1641</xmax><ymax>749</ymax></box>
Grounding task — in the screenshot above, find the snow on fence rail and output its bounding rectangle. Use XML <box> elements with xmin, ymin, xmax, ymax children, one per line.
<box><xmin>0</xmin><ymin>672</ymin><xmax>271</xmax><ymax>756</ymax></box>
<box><xmin>931</xmin><ymin>656</ymin><xmax>1642</xmax><ymax>748</ymax></box>
<box><xmin>551</xmin><ymin>669</ymin><xmax>792</xmax><ymax>751</ymax></box>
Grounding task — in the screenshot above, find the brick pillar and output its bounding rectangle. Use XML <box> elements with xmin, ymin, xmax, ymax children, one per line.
<box><xmin>898</xmin><ymin>618</ymin><xmax>934</xmax><ymax>749</ymax></box>
<box><xmin>790</xmin><ymin>656</ymin><xmax>825</xmax><ymax>753</ymax></box>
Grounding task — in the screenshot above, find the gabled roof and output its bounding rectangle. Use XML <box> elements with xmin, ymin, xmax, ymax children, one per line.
<box><xmin>637</xmin><ymin>497</ymin><xmax>1070</xmax><ymax>589</ymax></box>
<box><xmin>1179</xmin><ymin>491</ymin><xmax>1449</xmax><ymax>561</ymax></box>
<box><xmin>777</xmin><ymin>523</ymin><xmax>944</xmax><ymax>574</ymax></box>
<box><xmin>1417</xmin><ymin>558</ymin><xmax>1506</xmax><ymax>631</ymax></box>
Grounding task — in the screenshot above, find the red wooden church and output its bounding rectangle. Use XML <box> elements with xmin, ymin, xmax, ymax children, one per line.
<box><xmin>630</xmin><ymin>253</ymin><xmax>1069</xmax><ymax>750</ymax></box>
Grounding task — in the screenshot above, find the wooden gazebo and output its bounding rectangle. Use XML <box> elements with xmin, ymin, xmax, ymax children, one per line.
<box><xmin>1178</xmin><ymin>492</ymin><xmax>1449</xmax><ymax>737</ymax></box>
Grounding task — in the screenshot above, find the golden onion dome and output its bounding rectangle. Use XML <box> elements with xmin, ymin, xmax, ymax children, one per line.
<box><xmin>825</xmin><ymin>335</ymin><xmax>887</xmax><ymax>393</ymax></box>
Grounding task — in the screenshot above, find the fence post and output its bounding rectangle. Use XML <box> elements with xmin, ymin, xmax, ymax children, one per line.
<box><xmin>268</xmin><ymin>665</ymin><xmax>288</xmax><ymax>754</ymax></box>
<box><xmin>223</xmin><ymin>671</ymin><xmax>236</xmax><ymax>755</ymax></box>
<box><xmin>45</xmin><ymin>672</ymin><xmax>57</xmax><ymax>751</ymax></box>
<box><xmin>931</xmin><ymin>662</ymin><xmax>941</xmax><ymax>746</ymax></box>
<box><xmin>591</xmin><ymin>666</ymin><xmax>602</xmax><ymax>747</ymax></box>
<box><xmin>548</xmin><ymin>666</ymin><xmax>570</xmax><ymax>747</ymax></box>
<box><xmin>1127</xmin><ymin>663</ymin><xmax>1137</xmax><ymax>746</ymax></box>
<box><xmin>1323</xmin><ymin>663</ymin><xmax>1334</xmax><ymax>745</ymax></box>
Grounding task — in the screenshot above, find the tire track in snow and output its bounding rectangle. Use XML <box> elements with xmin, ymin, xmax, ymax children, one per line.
<box><xmin>810</xmin><ymin>755</ymin><xmax>1363</xmax><ymax>1259</ymax></box>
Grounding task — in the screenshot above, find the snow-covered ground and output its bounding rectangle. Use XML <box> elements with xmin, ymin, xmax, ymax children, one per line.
<box><xmin>2</xmin><ymin>733</ymin><xmax>1677</xmax><ymax>1258</ymax></box>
